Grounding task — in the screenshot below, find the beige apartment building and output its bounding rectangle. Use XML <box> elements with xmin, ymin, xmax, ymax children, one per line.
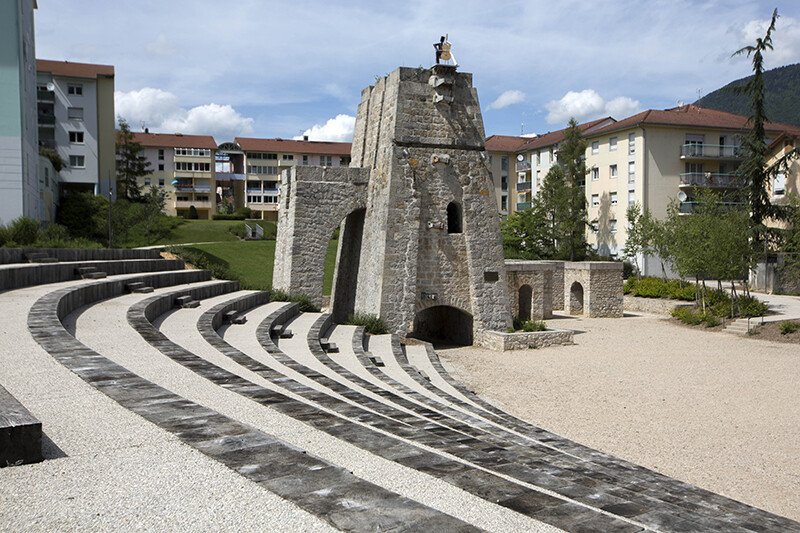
<box><xmin>132</xmin><ymin>132</ymin><xmax>218</xmax><ymax>219</ymax></box>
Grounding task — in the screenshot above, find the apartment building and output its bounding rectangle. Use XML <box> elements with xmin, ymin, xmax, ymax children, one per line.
<box><xmin>485</xmin><ymin>118</ymin><xmax>614</xmax><ymax>217</ymax></box>
<box><xmin>1</xmin><ymin>0</ymin><xmax>39</xmax><ymax>224</ymax></box>
<box><xmin>132</xmin><ymin>132</ymin><xmax>218</xmax><ymax>219</ymax></box>
<box><xmin>582</xmin><ymin>105</ymin><xmax>800</xmax><ymax>272</ymax></box>
<box><xmin>36</xmin><ymin>59</ymin><xmax>115</xmax><ymax>199</ymax></box>
<box><xmin>233</xmin><ymin>137</ymin><xmax>352</xmax><ymax>221</ymax></box>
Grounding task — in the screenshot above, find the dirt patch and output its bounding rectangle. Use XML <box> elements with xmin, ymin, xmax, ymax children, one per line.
<box><xmin>747</xmin><ymin>321</ymin><xmax>800</xmax><ymax>344</ymax></box>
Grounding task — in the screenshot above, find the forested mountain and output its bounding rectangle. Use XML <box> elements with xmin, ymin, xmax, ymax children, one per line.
<box><xmin>694</xmin><ymin>63</ymin><xmax>800</xmax><ymax>127</ymax></box>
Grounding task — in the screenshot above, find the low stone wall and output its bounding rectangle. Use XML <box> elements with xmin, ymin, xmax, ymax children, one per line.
<box><xmin>0</xmin><ymin>248</ymin><xmax>162</xmax><ymax>264</ymax></box>
<box><xmin>623</xmin><ymin>295</ymin><xmax>692</xmax><ymax>316</ymax></box>
<box><xmin>0</xmin><ymin>384</ymin><xmax>42</xmax><ymax>467</ymax></box>
<box><xmin>564</xmin><ymin>262</ymin><xmax>623</xmax><ymax>317</ymax></box>
<box><xmin>480</xmin><ymin>329</ymin><xmax>574</xmax><ymax>351</ymax></box>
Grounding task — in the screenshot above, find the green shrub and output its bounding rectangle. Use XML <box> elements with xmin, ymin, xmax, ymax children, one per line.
<box><xmin>9</xmin><ymin>217</ymin><xmax>40</xmax><ymax>245</ymax></box>
<box><xmin>779</xmin><ymin>321</ymin><xmax>799</xmax><ymax>335</ymax></box>
<box><xmin>234</xmin><ymin>207</ymin><xmax>252</xmax><ymax>218</ymax></box>
<box><xmin>700</xmin><ymin>312</ymin><xmax>720</xmax><ymax>327</ymax></box>
<box><xmin>212</xmin><ymin>213</ymin><xmax>246</xmax><ymax>221</ymax></box>
<box><xmin>521</xmin><ymin>319</ymin><xmax>547</xmax><ymax>332</ymax></box>
<box><xmin>347</xmin><ymin>312</ymin><xmax>388</xmax><ymax>335</ymax></box>
<box><xmin>622</xmin><ymin>261</ymin><xmax>635</xmax><ymax>279</ymax></box>
<box><xmin>269</xmin><ymin>289</ymin><xmax>320</xmax><ymax>312</ymax></box>
<box><xmin>670</xmin><ymin>284</ymin><xmax>697</xmax><ymax>301</ymax></box>
<box><xmin>186</xmin><ymin>205</ymin><xmax>199</xmax><ymax>219</ymax></box>
<box><xmin>512</xmin><ymin>316</ymin><xmax>523</xmax><ymax>331</ymax></box>
<box><xmin>623</xmin><ymin>277</ymin><xmax>637</xmax><ymax>294</ymax></box>
<box><xmin>635</xmin><ymin>277</ymin><xmax>668</xmax><ymax>298</ymax></box>
<box><xmin>671</xmin><ymin>306</ymin><xmax>701</xmax><ymax>325</ymax></box>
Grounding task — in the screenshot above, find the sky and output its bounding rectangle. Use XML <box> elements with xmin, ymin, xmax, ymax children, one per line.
<box><xmin>34</xmin><ymin>1</ymin><xmax>800</xmax><ymax>144</ymax></box>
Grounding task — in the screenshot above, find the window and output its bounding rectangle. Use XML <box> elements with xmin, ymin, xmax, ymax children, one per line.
<box><xmin>175</xmin><ymin>148</ymin><xmax>211</xmax><ymax>157</ymax></box>
<box><xmin>610</xmin><ymin>192</ymin><xmax>618</xmax><ymax>205</ymax></box>
<box><xmin>247</xmin><ymin>165</ymin><xmax>279</xmax><ymax>175</ymax></box>
<box><xmin>591</xmin><ymin>141</ymin><xmax>599</xmax><ymax>154</ymax></box>
<box><xmin>68</xmin><ymin>131</ymin><xmax>84</xmax><ymax>143</ymax></box>
<box><xmin>501</xmin><ymin>196</ymin><xmax>508</xmax><ymax>211</ymax></box>
<box><xmin>610</xmin><ymin>219</ymin><xmax>618</xmax><ymax>233</ymax></box>
<box><xmin>158</xmin><ymin>149</ymin><xmax>164</xmax><ymax>160</ymax></box>
<box><xmin>158</xmin><ymin>178</ymin><xmax>165</xmax><ymax>187</ymax></box>
<box><xmin>320</xmin><ymin>156</ymin><xmax>332</xmax><ymax>166</ymax></box>
<box><xmin>628</xmin><ymin>191</ymin><xmax>636</xmax><ymax>205</ymax></box>
<box><xmin>340</xmin><ymin>156</ymin><xmax>350</xmax><ymax>166</ymax></box>
<box><xmin>144</xmin><ymin>178</ymin><xmax>151</xmax><ymax>187</ymax></box>
<box><xmin>67</xmin><ymin>107</ymin><xmax>83</xmax><ymax>120</ymax></box>
<box><xmin>591</xmin><ymin>168</ymin><xmax>599</xmax><ymax>181</ymax></box>
<box><xmin>549</xmin><ymin>147</ymin><xmax>554</xmax><ymax>161</ymax></box>
<box><xmin>501</xmin><ymin>176</ymin><xmax>508</xmax><ymax>191</ymax></box>
<box><xmin>69</xmin><ymin>155</ymin><xmax>85</xmax><ymax>168</ymax></box>
<box><xmin>774</xmin><ymin>172</ymin><xmax>786</xmax><ymax>196</ymax></box>
<box><xmin>488</xmin><ymin>155</ymin><xmax>493</xmax><ymax>166</ymax></box>
<box><xmin>447</xmin><ymin>202</ymin><xmax>463</xmax><ymax>233</ymax></box>
<box><xmin>282</xmin><ymin>154</ymin><xmax>294</xmax><ymax>160</ymax></box>
<box><xmin>67</xmin><ymin>84</ymin><xmax>83</xmax><ymax>96</ymax></box>
<box><xmin>158</xmin><ymin>164</ymin><xmax>164</xmax><ymax>171</ymax></box>
<box><xmin>609</xmin><ymin>136</ymin><xmax>618</xmax><ymax>151</ymax></box>
<box><xmin>628</xmin><ymin>161</ymin><xmax>635</xmax><ymax>182</ymax></box>
<box><xmin>501</xmin><ymin>156</ymin><xmax>508</xmax><ymax>172</ymax></box>
<box><xmin>591</xmin><ymin>194</ymin><xmax>599</xmax><ymax>207</ymax></box>
<box><xmin>591</xmin><ymin>222</ymin><xmax>599</xmax><ymax>233</ymax></box>
<box><xmin>536</xmin><ymin>151</ymin><xmax>541</xmax><ymax>165</ymax></box>
<box><xmin>175</xmin><ymin>162</ymin><xmax>210</xmax><ymax>172</ymax></box>
<box><xmin>628</xmin><ymin>132</ymin><xmax>635</xmax><ymax>154</ymax></box>
<box><xmin>535</xmin><ymin>170</ymin><xmax>541</xmax><ymax>187</ymax></box>
<box><xmin>609</xmin><ymin>164</ymin><xmax>617</xmax><ymax>178</ymax></box>
<box><xmin>302</xmin><ymin>155</ymin><xmax>308</xmax><ymax>165</ymax></box>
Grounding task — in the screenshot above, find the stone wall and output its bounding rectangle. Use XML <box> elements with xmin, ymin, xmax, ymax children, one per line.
<box><xmin>504</xmin><ymin>261</ymin><xmax>554</xmax><ymax>320</ymax></box>
<box><xmin>623</xmin><ymin>295</ymin><xmax>691</xmax><ymax>315</ymax></box>
<box><xmin>479</xmin><ymin>329</ymin><xmax>574</xmax><ymax>351</ymax></box>
<box><xmin>564</xmin><ymin>262</ymin><xmax>623</xmax><ymax>317</ymax></box>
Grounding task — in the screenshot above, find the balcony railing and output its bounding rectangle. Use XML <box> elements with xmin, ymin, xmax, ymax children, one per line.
<box><xmin>38</xmin><ymin>115</ymin><xmax>55</xmax><ymax>125</ymax></box>
<box><xmin>247</xmin><ymin>188</ymin><xmax>262</xmax><ymax>194</ymax></box>
<box><xmin>680</xmin><ymin>144</ymin><xmax>742</xmax><ymax>159</ymax></box>
<box><xmin>679</xmin><ymin>201</ymin><xmax>746</xmax><ymax>214</ymax></box>
<box><xmin>516</xmin><ymin>181</ymin><xmax>532</xmax><ymax>192</ymax></box>
<box><xmin>679</xmin><ymin>172</ymin><xmax>742</xmax><ymax>189</ymax></box>
<box><xmin>37</xmin><ymin>90</ymin><xmax>55</xmax><ymax>102</ymax></box>
<box><xmin>516</xmin><ymin>201</ymin><xmax>532</xmax><ymax>211</ymax></box>
<box><xmin>515</xmin><ymin>161</ymin><xmax>531</xmax><ymax>172</ymax></box>
<box><xmin>175</xmin><ymin>200</ymin><xmax>212</xmax><ymax>209</ymax></box>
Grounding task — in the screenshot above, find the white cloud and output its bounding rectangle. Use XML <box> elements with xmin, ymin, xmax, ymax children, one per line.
<box><xmin>485</xmin><ymin>90</ymin><xmax>526</xmax><ymax>111</ymax></box>
<box><xmin>737</xmin><ymin>16</ymin><xmax>800</xmax><ymax>68</ymax></box>
<box><xmin>115</xmin><ymin>88</ymin><xmax>254</xmax><ymax>141</ymax></box>
<box><xmin>146</xmin><ymin>33</ymin><xmax>176</xmax><ymax>56</ymax></box>
<box><xmin>545</xmin><ymin>89</ymin><xmax>640</xmax><ymax>124</ymax></box>
<box><xmin>295</xmin><ymin>114</ymin><xmax>356</xmax><ymax>142</ymax></box>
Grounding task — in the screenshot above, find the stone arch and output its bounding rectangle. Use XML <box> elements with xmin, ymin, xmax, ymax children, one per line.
<box><xmin>569</xmin><ymin>281</ymin><xmax>584</xmax><ymax>315</ymax></box>
<box><xmin>446</xmin><ymin>201</ymin><xmax>462</xmax><ymax>234</ymax></box>
<box><xmin>518</xmin><ymin>284</ymin><xmax>532</xmax><ymax>321</ymax></box>
<box><xmin>411</xmin><ymin>305</ymin><xmax>473</xmax><ymax>346</ymax></box>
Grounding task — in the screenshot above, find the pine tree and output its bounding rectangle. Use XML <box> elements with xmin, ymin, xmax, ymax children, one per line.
<box><xmin>558</xmin><ymin>118</ymin><xmax>589</xmax><ymax>260</ymax></box>
<box><xmin>115</xmin><ymin>117</ymin><xmax>150</xmax><ymax>202</ymax></box>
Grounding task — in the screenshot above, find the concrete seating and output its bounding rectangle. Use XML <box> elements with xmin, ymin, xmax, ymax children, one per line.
<box><xmin>24</xmin><ymin>252</ymin><xmax>58</xmax><ymax>263</ymax></box>
<box><xmin>0</xmin><ymin>384</ymin><xmax>42</xmax><ymax>467</ymax></box>
<box><xmin>126</xmin><ymin>281</ymin><xmax>154</xmax><ymax>294</ymax></box>
<box><xmin>175</xmin><ymin>295</ymin><xmax>200</xmax><ymax>308</ymax></box>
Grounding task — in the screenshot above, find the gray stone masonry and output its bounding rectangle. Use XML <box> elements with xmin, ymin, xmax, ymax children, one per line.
<box><xmin>274</xmin><ymin>65</ymin><xmax>511</xmax><ymax>345</ymax></box>
<box><xmin>479</xmin><ymin>329</ymin><xmax>574</xmax><ymax>351</ymax></box>
<box><xmin>505</xmin><ymin>261</ymin><xmax>554</xmax><ymax>320</ymax></box>
<box><xmin>564</xmin><ymin>261</ymin><xmax>624</xmax><ymax>317</ymax></box>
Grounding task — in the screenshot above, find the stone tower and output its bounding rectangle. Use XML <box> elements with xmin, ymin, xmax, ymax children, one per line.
<box><xmin>273</xmin><ymin>65</ymin><xmax>511</xmax><ymax>345</ymax></box>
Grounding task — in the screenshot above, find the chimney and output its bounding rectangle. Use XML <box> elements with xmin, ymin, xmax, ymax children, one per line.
<box><xmin>145</xmin><ymin>127</ymin><xmax>149</xmax><ymax>134</ymax></box>
<box><xmin>303</xmin><ymin>135</ymin><xmax>309</xmax><ymax>141</ymax></box>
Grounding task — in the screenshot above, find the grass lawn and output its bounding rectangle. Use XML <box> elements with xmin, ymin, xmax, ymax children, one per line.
<box><xmin>191</xmin><ymin>237</ymin><xmax>339</xmax><ymax>295</ymax></box>
<box><xmin>153</xmin><ymin>219</ymin><xmax>242</xmax><ymax>244</ymax></box>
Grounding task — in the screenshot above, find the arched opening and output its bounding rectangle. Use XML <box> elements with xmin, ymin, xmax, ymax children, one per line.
<box><xmin>518</xmin><ymin>284</ymin><xmax>532</xmax><ymax>321</ymax></box>
<box><xmin>330</xmin><ymin>208</ymin><xmax>366</xmax><ymax>322</ymax></box>
<box><xmin>447</xmin><ymin>201</ymin><xmax>462</xmax><ymax>234</ymax></box>
<box><xmin>411</xmin><ymin>305</ymin><xmax>473</xmax><ymax>347</ymax></box>
<box><xmin>569</xmin><ymin>281</ymin><xmax>584</xmax><ymax>315</ymax></box>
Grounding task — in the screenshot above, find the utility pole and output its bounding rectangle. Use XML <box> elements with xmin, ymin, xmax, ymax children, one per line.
<box><xmin>108</xmin><ymin>186</ymin><xmax>113</xmax><ymax>248</ymax></box>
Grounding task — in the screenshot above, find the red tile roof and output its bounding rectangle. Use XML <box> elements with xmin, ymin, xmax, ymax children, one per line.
<box><xmin>36</xmin><ymin>59</ymin><xmax>114</xmax><ymax>79</ymax></box>
<box><xmin>485</xmin><ymin>135</ymin><xmax>530</xmax><ymax>153</ymax></box>
<box><xmin>130</xmin><ymin>132</ymin><xmax>218</xmax><ymax>150</ymax></box>
<box><xmin>586</xmin><ymin>105</ymin><xmax>800</xmax><ymax>137</ymax></box>
<box><xmin>235</xmin><ymin>137</ymin><xmax>351</xmax><ymax>156</ymax></box>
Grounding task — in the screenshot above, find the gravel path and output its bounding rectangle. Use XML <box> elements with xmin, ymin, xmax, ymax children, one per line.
<box><xmin>438</xmin><ymin>311</ymin><xmax>800</xmax><ymax>522</ymax></box>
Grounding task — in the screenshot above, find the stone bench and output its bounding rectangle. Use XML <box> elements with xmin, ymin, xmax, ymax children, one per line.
<box><xmin>0</xmin><ymin>384</ymin><xmax>42</xmax><ymax>467</ymax></box>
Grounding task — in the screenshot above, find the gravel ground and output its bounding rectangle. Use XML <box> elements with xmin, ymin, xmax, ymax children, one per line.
<box><xmin>438</xmin><ymin>311</ymin><xmax>800</xmax><ymax>522</ymax></box>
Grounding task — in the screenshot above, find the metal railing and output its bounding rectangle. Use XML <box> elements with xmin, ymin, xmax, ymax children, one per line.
<box><xmin>680</xmin><ymin>144</ymin><xmax>742</xmax><ymax>159</ymax></box>
<box><xmin>515</xmin><ymin>161</ymin><xmax>531</xmax><ymax>172</ymax></box>
<box><xmin>516</xmin><ymin>201</ymin><xmax>532</xmax><ymax>211</ymax></box>
<box><xmin>679</xmin><ymin>172</ymin><xmax>742</xmax><ymax>188</ymax></box>
<box><xmin>516</xmin><ymin>181</ymin><xmax>532</xmax><ymax>192</ymax></box>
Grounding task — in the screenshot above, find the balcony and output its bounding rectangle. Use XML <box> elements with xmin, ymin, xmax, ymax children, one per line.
<box><xmin>679</xmin><ymin>172</ymin><xmax>742</xmax><ymax>189</ymax></box>
<box><xmin>247</xmin><ymin>188</ymin><xmax>263</xmax><ymax>194</ymax></box>
<box><xmin>263</xmin><ymin>188</ymin><xmax>280</xmax><ymax>195</ymax></box>
<box><xmin>515</xmin><ymin>161</ymin><xmax>531</xmax><ymax>172</ymax></box>
<box><xmin>516</xmin><ymin>181</ymin><xmax>532</xmax><ymax>192</ymax></box>
<box><xmin>278</xmin><ymin>159</ymin><xmax>296</xmax><ymax>168</ymax></box>
<box><xmin>37</xmin><ymin>90</ymin><xmax>55</xmax><ymax>102</ymax></box>
<box><xmin>38</xmin><ymin>114</ymin><xmax>55</xmax><ymax>126</ymax></box>
<box><xmin>680</xmin><ymin>144</ymin><xmax>742</xmax><ymax>160</ymax></box>
<box><xmin>175</xmin><ymin>199</ymin><xmax>212</xmax><ymax>209</ymax></box>
<box><xmin>516</xmin><ymin>201</ymin><xmax>532</xmax><ymax>211</ymax></box>
<box><xmin>679</xmin><ymin>200</ymin><xmax>746</xmax><ymax>214</ymax></box>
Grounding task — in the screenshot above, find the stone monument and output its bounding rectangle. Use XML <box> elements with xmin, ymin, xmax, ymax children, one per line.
<box><xmin>273</xmin><ymin>54</ymin><xmax>511</xmax><ymax>346</ymax></box>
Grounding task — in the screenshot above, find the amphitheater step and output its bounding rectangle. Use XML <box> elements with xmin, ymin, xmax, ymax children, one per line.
<box><xmin>319</xmin><ymin>337</ymin><xmax>338</xmax><ymax>353</ymax></box>
<box><xmin>126</xmin><ymin>282</ymin><xmax>154</xmax><ymax>294</ymax></box>
<box><xmin>0</xmin><ymin>384</ymin><xmax>43</xmax><ymax>467</ymax></box>
<box><xmin>25</xmin><ymin>252</ymin><xmax>58</xmax><ymax>263</ymax></box>
<box><xmin>271</xmin><ymin>323</ymin><xmax>293</xmax><ymax>338</ymax></box>
<box><xmin>223</xmin><ymin>310</ymin><xmax>246</xmax><ymax>324</ymax></box>
<box><xmin>175</xmin><ymin>295</ymin><xmax>200</xmax><ymax>308</ymax></box>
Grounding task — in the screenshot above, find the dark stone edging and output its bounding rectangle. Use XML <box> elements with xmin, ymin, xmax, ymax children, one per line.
<box><xmin>0</xmin><ymin>247</ymin><xmax>162</xmax><ymax>265</ymax></box>
<box><xmin>0</xmin><ymin>384</ymin><xmax>42</xmax><ymax>467</ymax></box>
<box><xmin>1</xmin><ymin>259</ymin><xmax>186</xmax><ymax>291</ymax></box>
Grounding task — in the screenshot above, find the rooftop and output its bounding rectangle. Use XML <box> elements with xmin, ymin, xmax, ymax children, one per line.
<box><xmin>36</xmin><ymin>59</ymin><xmax>114</xmax><ymax>79</ymax></box>
<box><xmin>130</xmin><ymin>132</ymin><xmax>218</xmax><ymax>150</ymax></box>
<box><xmin>235</xmin><ymin>137</ymin><xmax>352</xmax><ymax>156</ymax></box>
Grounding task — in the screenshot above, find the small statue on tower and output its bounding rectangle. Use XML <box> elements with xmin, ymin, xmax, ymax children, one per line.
<box><xmin>433</xmin><ymin>34</ymin><xmax>457</xmax><ymax>66</ymax></box>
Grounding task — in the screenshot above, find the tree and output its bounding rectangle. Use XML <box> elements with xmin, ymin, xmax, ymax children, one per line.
<box><xmin>622</xmin><ymin>202</ymin><xmax>656</xmax><ymax>279</ymax></box>
<box><xmin>116</xmin><ymin>117</ymin><xmax>150</xmax><ymax>202</ymax></box>
<box><xmin>143</xmin><ymin>186</ymin><xmax>169</xmax><ymax>245</ymax></box>
<box><xmin>534</xmin><ymin>164</ymin><xmax>570</xmax><ymax>257</ymax></box>
<box><xmin>559</xmin><ymin>118</ymin><xmax>589</xmax><ymax>260</ymax></box>
<box><xmin>501</xmin><ymin>205</ymin><xmax>549</xmax><ymax>259</ymax></box>
<box><xmin>733</xmin><ymin>8</ymin><xmax>778</xmax><ymax>228</ymax></box>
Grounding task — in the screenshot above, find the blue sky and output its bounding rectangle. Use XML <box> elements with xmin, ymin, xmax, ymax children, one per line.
<box><xmin>34</xmin><ymin>1</ymin><xmax>800</xmax><ymax>143</ymax></box>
